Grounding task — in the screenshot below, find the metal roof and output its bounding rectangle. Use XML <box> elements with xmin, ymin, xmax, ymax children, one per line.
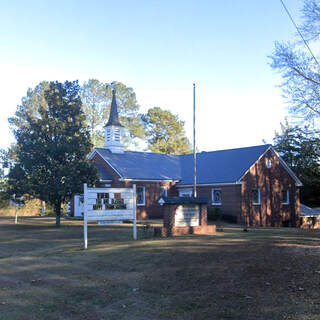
<box><xmin>95</xmin><ymin>162</ymin><xmax>113</xmax><ymax>181</ymax></box>
<box><xmin>300</xmin><ymin>204</ymin><xmax>320</xmax><ymax>217</ymax></box>
<box><xmin>93</xmin><ymin>144</ymin><xmax>277</xmax><ymax>184</ymax></box>
<box><xmin>178</xmin><ymin>144</ymin><xmax>271</xmax><ymax>185</ymax></box>
<box><xmin>95</xmin><ymin>148</ymin><xmax>181</xmax><ymax>180</ymax></box>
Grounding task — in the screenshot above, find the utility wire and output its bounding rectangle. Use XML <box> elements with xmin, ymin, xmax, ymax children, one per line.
<box><xmin>280</xmin><ymin>0</ymin><xmax>320</xmax><ymax>66</ymax></box>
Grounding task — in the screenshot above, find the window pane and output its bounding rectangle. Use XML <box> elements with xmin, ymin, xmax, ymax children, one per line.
<box><xmin>160</xmin><ymin>187</ymin><xmax>167</xmax><ymax>197</ymax></box>
<box><xmin>212</xmin><ymin>189</ymin><xmax>222</xmax><ymax>204</ymax></box>
<box><xmin>282</xmin><ymin>190</ymin><xmax>289</xmax><ymax>204</ymax></box>
<box><xmin>179</xmin><ymin>189</ymin><xmax>192</xmax><ymax>197</ymax></box>
<box><xmin>214</xmin><ymin>190</ymin><xmax>221</xmax><ymax>202</ymax></box>
<box><xmin>252</xmin><ymin>189</ymin><xmax>260</xmax><ymax>204</ymax></box>
<box><xmin>137</xmin><ymin>187</ymin><xmax>145</xmax><ymax>205</ymax></box>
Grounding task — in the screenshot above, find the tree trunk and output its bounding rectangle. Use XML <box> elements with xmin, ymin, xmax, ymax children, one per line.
<box><xmin>55</xmin><ymin>202</ymin><xmax>61</xmax><ymax>227</ymax></box>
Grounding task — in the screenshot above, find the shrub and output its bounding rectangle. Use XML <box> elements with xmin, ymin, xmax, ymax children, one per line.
<box><xmin>207</xmin><ymin>207</ymin><xmax>221</xmax><ymax>221</ymax></box>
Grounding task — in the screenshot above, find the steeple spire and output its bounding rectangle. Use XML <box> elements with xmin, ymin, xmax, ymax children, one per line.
<box><xmin>104</xmin><ymin>86</ymin><xmax>124</xmax><ymax>153</ymax></box>
<box><xmin>106</xmin><ymin>89</ymin><xmax>123</xmax><ymax>127</ymax></box>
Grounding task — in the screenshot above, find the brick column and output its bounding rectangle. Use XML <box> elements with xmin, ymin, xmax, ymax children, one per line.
<box><xmin>200</xmin><ymin>204</ymin><xmax>207</xmax><ymax>226</ymax></box>
<box><xmin>163</xmin><ymin>204</ymin><xmax>176</xmax><ymax>236</ymax></box>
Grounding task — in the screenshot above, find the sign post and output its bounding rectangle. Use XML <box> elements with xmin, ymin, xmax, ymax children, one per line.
<box><xmin>84</xmin><ymin>184</ymin><xmax>88</xmax><ymax>249</ymax></box>
<box><xmin>133</xmin><ymin>184</ymin><xmax>137</xmax><ymax>240</ymax></box>
<box><xmin>10</xmin><ymin>194</ymin><xmax>25</xmax><ymax>224</ymax></box>
<box><xmin>83</xmin><ymin>184</ymin><xmax>137</xmax><ymax>249</ymax></box>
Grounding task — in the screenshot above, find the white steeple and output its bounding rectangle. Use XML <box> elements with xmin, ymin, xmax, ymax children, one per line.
<box><xmin>104</xmin><ymin>88</ymin><xmax>124</xmax><ymax>154</ymax></box>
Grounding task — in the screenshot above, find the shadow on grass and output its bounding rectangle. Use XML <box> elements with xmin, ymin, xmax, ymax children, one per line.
<box><xmin>0</xmin><ymin>217</ymin><xmax>320</xmax><ymax>320</ymax></box>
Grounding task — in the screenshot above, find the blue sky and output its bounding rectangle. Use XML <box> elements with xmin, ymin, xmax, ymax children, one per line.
<box><xmin>0</xmin><ymin>0</ymin><xmax>303</xmax><ymax>151</ymax></box>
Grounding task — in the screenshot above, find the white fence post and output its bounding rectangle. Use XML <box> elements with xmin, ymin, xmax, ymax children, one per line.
<box><xmin>83</xmin><ymin>183</ymin><xmax>88</xmax><ymax>249</ymax></box>
<box><xmin>133</xmin><ymin>184</ymin><xmax>137</xmax><ymax>240</ymax></box>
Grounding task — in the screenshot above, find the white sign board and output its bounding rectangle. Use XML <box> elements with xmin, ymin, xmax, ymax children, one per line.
<box><xmin>83</xmin><ymin>184</ymin><xmax>137</xmax><ymax>249</ymax></box>
<box><xmin>175</xmin><ymin>204</ymin><xmax>200</xmax><ymax>227</ymax></box>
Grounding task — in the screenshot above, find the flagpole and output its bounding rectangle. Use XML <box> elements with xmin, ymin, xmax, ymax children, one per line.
<box><xmin>193</xmin><ymin>83</ymin><xmax>197</xmax><ymax>198</ymax></box>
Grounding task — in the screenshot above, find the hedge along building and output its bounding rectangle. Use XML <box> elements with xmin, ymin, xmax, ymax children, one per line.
<box><xmin>84</xmin><ymin>89</ymin><xmax>302</xmax><ymax>227</ymax></box>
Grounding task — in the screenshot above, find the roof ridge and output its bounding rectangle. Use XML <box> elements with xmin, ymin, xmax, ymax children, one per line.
<box><xmin>96</xmin><ymin>148</ymin><xmax>181</xmax><ymax>157</ymax></box>
<box><xmin>197</xmin><ymin>144</ymin><xmax>272</xmax><ymax>154</ymax></box>
<box><xmin>95</xmin><ymin>145</ymin><xmax>271</xmax><ymax>157</ymax></box>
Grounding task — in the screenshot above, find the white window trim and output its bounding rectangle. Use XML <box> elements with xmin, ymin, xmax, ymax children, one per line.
<box><xmin>211</xmin><ymin>188</ymin><xmax>222</xmax><ymax>206</ymax></box>
<box><xmin>266</xmin><ymin>158</ymin><xmax>272</xmax><ymax>169</ymax></box>
<box><xmin>160</xmin><ymin>186</ymin><xmax>168</xmax><ymax>197</ymax></box>
<box><xmin>137</xmin><ymin>186</ymin><xmax>145</xmax><ymax>206</ymax></box>
<box><xmin>252</xmin><ymin>189</ymin><xmax>261</xmax><ymax>205</ymax></box>
<box><xmin>178</xmin><ymin>188</ymin><xmax>192</xmax><ymax>197</ymax></box>
<box><xmin>282</xmin><ymin>189</ymin><xmax>290</xmax><ymax>205</ymax></box>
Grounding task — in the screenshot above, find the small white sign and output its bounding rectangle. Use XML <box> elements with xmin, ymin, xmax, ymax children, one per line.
<box><xmin>175</xmin><ymin>204</ymin><xmax>200</xmax><ymax>227</ymax></box>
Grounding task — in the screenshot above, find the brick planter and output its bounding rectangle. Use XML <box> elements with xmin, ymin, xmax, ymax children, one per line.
<box><xmin>154</xmin><ymin>197</ymin><xmax>216</xmax><ymax>237</ymax></box>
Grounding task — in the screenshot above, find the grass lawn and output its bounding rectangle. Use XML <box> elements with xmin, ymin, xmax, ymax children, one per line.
<box><xmin>0</xmin><ymin>217</ymin><xmax>320</xmax><ymax>320</ymax></box>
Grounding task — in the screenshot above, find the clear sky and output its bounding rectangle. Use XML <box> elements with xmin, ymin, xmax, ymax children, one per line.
<box><xmin>0</xmin><ymin>0</ymin><xmax>303</xmax><ymax>151</ymax></box>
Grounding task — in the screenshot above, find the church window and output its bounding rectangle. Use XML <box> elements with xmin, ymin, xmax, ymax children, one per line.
<box><xmin>252</xmin><ymin>189</ymin><xmax>261</xmax><ymax>205</ymax></box>
<box><xmin>137</xmin><ymin>186</ymin><xmax>145</xmax><ymax>206</ymax></box>
<box><xmin>179</xmin><ymin>188</ymin><xmax>192</xmax><ymax>197</ymax></box>
<box><xmin>212</xmin><ymin>189</ymin><xmax>222</xmax><ymax>205</ymax></box>
<box><xmin>266</xmin><ymin>158</ymin><xmax>272</xmax><ymax>168</ymax></box>
<box><xmin>282</xmin><ymin>189</ymin><xmax>289</xmax><ymax>204</ymax></box>
<box><xmin>160</xmin><ymin>186</ymin><xmax>167</xmax><ymax>197</ymax></box>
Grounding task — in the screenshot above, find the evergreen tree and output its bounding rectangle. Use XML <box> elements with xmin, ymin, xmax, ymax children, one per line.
<box><xmin>81</xmin><ymin>80</ymin><xmax>145</xmax><ymax>147</ymax></box>
<box><xmin>9</xmin><ymin>81</ymin><xmax>99</xmax><ymax>226</ymax></box>
<box><xmin>142</xmin><ymin>107</ymin><xmax>192</xmax><ymax>154</ymax></box>
<box><xmin>273</xmin><ymin>121</ymin><xmax>320</xmax><ymax>206</ymax></box>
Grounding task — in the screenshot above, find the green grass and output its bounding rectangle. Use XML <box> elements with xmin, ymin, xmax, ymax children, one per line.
<box><xmin>0</xmin><ymin>216</ymin><xmax>320</xmax><ymax>319</ymax></box>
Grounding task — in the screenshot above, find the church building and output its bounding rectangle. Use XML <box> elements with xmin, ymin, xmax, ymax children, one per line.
<box><xmin>76</xmin><ymin>89</ymin><xmax>302</xmax><ymax>227</ymax></box>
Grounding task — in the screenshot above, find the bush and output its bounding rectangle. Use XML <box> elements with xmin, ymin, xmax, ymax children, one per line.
<box><xmin>0</xmin><ymin>192</ymin><xmax>9</xmax><ymax>209</ymax></box>
<box><xmin>207</xmin><ymin>207</ymin><xmax>221</xmax><ymax>221</ymax></box>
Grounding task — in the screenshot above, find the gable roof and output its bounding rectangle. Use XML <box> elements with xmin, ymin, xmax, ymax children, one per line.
<box><xmin>178</xmin><ymin>144</ymin><xmax>271</xmax><ymax>185</ymax></box>
<box><xmin>93</xmin><ymin>148</ymin><xmax>181</xmax><ymax>181</ymax></box>
<box><xmin>89</xmin><ymin>144</ymin><xmax>298</xmax><ymax>185</ymax></box>
<box><xmin>95</xmin><ymin>162</ymin><xmax>113</xmax><ymax>181</ymax></box>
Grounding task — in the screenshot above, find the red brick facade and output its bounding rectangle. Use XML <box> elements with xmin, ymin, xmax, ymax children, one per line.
<box><xmin>300</xmin><ymin>216</ymin><xmax>320</xmax><ymax>229</ymax></box>
<box><xmin>239</xmin><ymin>150</ymin><xmax>300</xmax><ymax>227</ymax></box>
<box><xmin>171</xmin><ymin>150</ymin><xmax>300</xmax><ymax>227</ymax></box>
<box><xmin>240</xmin><ymin>149</ymin><xmax>300</xmax><ymax>227</ymax></box>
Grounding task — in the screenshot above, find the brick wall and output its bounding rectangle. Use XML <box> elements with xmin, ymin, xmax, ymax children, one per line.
<box><xmin>174</xmin><ymin>185</ymin><xmax>241</xmax><ymax>223</ymax></box>
<box><xmin>300</xmin><ymin>216</ymin><xmax>320</xmax><ymax>229</ymax></box>
<box><xmin>240</xmin><ymin>149</ymin><xmax>300</xmax><ymax>227</ymax></box>
<box><xmin>196</xmin><ymin>185</ymin><xmax>241</xmax><ymax>221</ymax></box>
